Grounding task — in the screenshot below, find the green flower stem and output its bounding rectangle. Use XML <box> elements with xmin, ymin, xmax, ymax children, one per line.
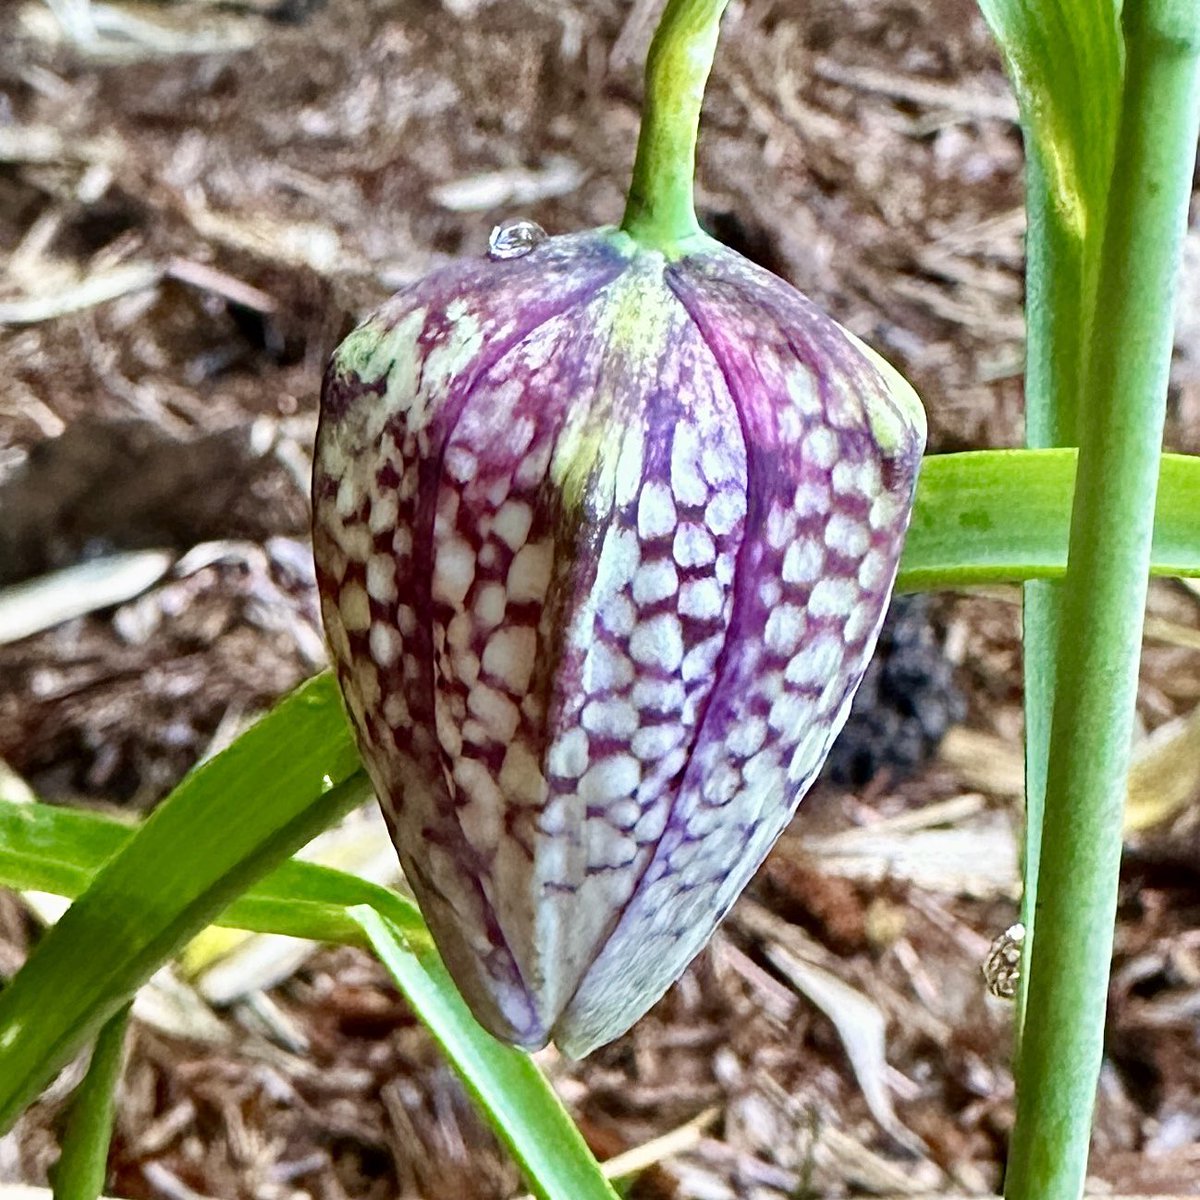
<box><xmin>1018</xmin><ymin>154</ymin><xmax>1090</xmax><ymax>1036</ymax></box>
<box><xmin>973</xmin><ymin>0</ymin><xmax>1124</xmax><ymax>1057</ymax></box>
<box><xmin>1010</xmin><ymin>29</ymin><xmax>1121</xmax><ymax>1055</ymax></box>
<box><xmin>53</xmin><ymin>1005</ymin><xmax>130</xmax><ymax>1200</ymax></box>
<box><xmin>621</xmin><ymin>0</ymin><xmax>730</xmax><ymax>254</ymax></box>
<box><xmin>1005</xmin><ymin>4</ymin><xmax>1200</xmax><ymax>1198</ymax></box>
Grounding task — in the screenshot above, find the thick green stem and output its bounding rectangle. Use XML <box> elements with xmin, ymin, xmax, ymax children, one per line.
<box><xmin>1005</xmin><ymin>5</ymin><xmax>1200</xmax><ymax>1198</ymax></box>
<box><xmin>1014</xmin><ymin>47</ymin><xmax>1119</xmax><ymax>1055</ymax></box>
<box><xmin>974</xmin><ymin>0</ymin><xmax>1123</xmax><ymax>1050</ymax></box>
<box><xmin>621</xmin><ymin>0</ymin><xmax>729</xmax><ymax>254</ymax></box>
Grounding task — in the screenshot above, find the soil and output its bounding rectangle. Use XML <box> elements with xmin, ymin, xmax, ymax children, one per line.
<box><xmin>1</xmin><ymin>1</ymin><xmax>1199</xmax><ymax>1197</ymax></box>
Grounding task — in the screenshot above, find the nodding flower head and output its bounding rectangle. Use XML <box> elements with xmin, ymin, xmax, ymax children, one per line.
<box><xmin>312</xmin><ymin>226</ymin><xmax>925</xmax><ymax>1057</ymax></box>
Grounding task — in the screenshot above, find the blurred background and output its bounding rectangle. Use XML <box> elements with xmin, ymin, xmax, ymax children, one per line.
<box><xmin>1</xmin><ymin>1</ymin><xmax>1199</xmax><ymax>1196</ymax></box>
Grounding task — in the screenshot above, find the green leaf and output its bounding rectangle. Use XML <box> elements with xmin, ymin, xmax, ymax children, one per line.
<box><xmin>0</xmin><ymin>800</ymin><xmax>128</xmax><ymax>900</ymax></box>
<box><xmin>897</xmin><ymin>449</ymin><xmax>1200</xmax><ymax>592</ymax></box>
<box><xmin>974</xmin><ymin>0</ymin><xmax>1122</xmax><ymax>444</ymax></box>
<box><xmin>52</xmin><ymin>1006</ymin><xmax>130</xmax><ymax>1200</ymax></box>
<box><xmin>0</xmin><ymin>812</ymin><xmax>619</xmax><ymax>1199</ymax></box>
<box><xmin>0</xmin><ymin>793</ymin><xmax>423</xmax><ymax>948</ymax></box>
<box><xmin>354</xmin><ymin>907</ymin><xmax>620</xmax><ymax>1200</ymax></box>
<box><xmin>3</xmin><ymin>441</ymin><xmax>1199</xmax><ymax>1189</ymax></box>
<box><xmin>0</xmin><ymin>801</ymin><xmax>616</xmax><ymax>1200</ymax></box>
<box><xmin>0</xmin><ymin>674</ymin><xmax>364</xmax><ymax>1131</ymax></box>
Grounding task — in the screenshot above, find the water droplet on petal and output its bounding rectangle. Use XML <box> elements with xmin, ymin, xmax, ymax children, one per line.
<box><xmin>983</xmin><ymin>922</ymin><xmax>1025</xmax><ymax>1000</ymax></box>
<box><xmin>488</xmin><ymin>218</ymin><xmax>547</xmax><ymax>260</ymax></box>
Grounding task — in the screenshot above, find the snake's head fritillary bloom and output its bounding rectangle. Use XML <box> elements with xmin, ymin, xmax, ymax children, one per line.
<box><xmin>312</xmin><ymin>224</ymin><xmax>925</xmax><ymax>1056</ymax></box>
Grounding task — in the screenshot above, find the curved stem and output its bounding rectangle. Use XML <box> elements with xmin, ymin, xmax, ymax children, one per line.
<box><xmin>1005</xmin><ymin>4</ymin><xmax>1200</xmax><ymax>1198</ymax></box>
<box><xmin>621</xmin><ymin>0</ymin><xmax>730</xmax><ymax>254</ymax></box>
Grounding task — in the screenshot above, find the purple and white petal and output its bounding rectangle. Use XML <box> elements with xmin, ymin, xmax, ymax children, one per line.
<box><xmin>313</xmin><ymin>228</ymin><xmax>925</xmax><ymax>1053</ymax></box>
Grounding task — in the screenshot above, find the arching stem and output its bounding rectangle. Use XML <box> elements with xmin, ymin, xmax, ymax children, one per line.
<box><xmin>621</xmin><ymin>0</ymin><xmax>731</xmax><ymax>255</ymax></box>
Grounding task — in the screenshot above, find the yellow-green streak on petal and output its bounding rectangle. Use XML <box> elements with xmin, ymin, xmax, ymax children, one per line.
<box><xmin>550</xmin><ymin>260</ymin><xmax>676</xmax><ymax>514</ymax></box>
<box><xmin>843</xmin><ymin>329</ymin><xmax>928</xmax><ymax>457</ymax></box>
<box><xmin>335</xmin><ymin>309</ymin><xmax>427</xmax><ymax>387</ymax></box>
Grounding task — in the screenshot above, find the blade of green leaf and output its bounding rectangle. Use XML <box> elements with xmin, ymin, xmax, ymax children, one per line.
<box><xmin>0</xmin><ymin>796</ymin><xmax>616</xmax><ymax>1199</ymax></box>
<box><xmin>353</xmin><ymin>907</ymin><xmax>619</xmax><ymax>1200</ymax></box>
<box><xmin>0</xmin><ymin>673</ymin><xmax>364</xmax><ymax>1131</ymax></box>
<box><xmin>52</xmin><ymin>1005</ymin><xmax>130</xmax><ymax>1200</ymax></box>
<box><xmin>897</xmin><ymin>449</ymin><xmax>1200</xmax><ymax>592</ymax></box>
<box><xmin>2</xmin><ymin>441</ymin><xmax>1198</xmax><ymax>1177</ymax></box>
<box><xmin>0</xmin><ymin>793</ymin><xmax>424</xmax><ymax>948</ymax></box>
<box><xmin>974</xmin><ymin>0</ymin><xmax>1122</xmax><ymax>446</ymax></box>
<box><xmin>0</xmin><ymin>797</ymin><xmax>617</xmax><ymax>1200</ymax></box>
<box><xmin>0</xmin><ymin>800</ymin><xmax>128</xmax><ymax>900</ymax></box>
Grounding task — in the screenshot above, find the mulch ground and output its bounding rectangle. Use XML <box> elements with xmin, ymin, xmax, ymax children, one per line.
<box><xmin>2</xmin><ymin>1</ymin><xmax>1199</xmax><ymax>1196</ymax></box>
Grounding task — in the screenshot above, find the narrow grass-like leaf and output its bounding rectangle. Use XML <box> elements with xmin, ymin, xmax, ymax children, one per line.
<box><xmin>897</xmin><ymin>450</ymin><xmax>1200</xmax><ymax>591</ymax></box>
<box><xmin>0</xmin><ymin>794</ymin><xmax>423</xmax><ymax>947</ymax></box>
<box><xmin>353</xmin><ymin>907</ymin><xmax>620</xmax><ymax>1200</ymax></box>
<box><xmin>0</xmin><ymin>801</ymin><xmax>128</xmax><ymax>900</ymax></box>
<box><xmin>973</xmin><ymin>0</ymin><xmax>1122</xmax><ymax>443</ymax></box>
<box><xmin>0</xmin><ymin>674</ymin><xmax>363</xmax><ymax>1131</ymax></box>
<box><xmin>0</xmin><ymin>806</ymin><xmax>615</xmax><ymax>1200</ymax></box>
<box><xmin>52</xmin><ymin>1006</ymin><xmax>130</xmax><ymax>1200</ymax></box>
<box><xmin>2</xmin><ymin>436</ymin><xmax>1199</xmax><ymax>1185</ymax></box>
<box><xmin>0</xmin><ymin>800</ymin><xmax>616</xmax><ymax>1200</ymax></box>
<box><xmin>0</xmin><ymin>449</ymin><xmax>1198</xmax><ymax>901</ymax></box>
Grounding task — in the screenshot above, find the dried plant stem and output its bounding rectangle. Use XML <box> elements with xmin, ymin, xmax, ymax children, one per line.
<box><xmin>1005</xmin><ymin>4</ymin><xmax>1200</xmax><ymax>1197</ymax></box>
